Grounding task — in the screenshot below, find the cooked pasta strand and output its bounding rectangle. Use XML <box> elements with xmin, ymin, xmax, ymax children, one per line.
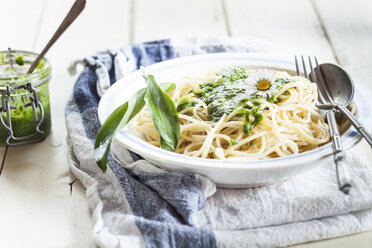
<box><xmin>133</xmin><ymin>70</ymin><xmax>330</xmax><ymax>159</ymax></box>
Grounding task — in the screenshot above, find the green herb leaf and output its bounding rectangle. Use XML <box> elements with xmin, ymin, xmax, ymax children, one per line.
<box><xmin>94</xmin><ymin>83</ymin><xmax>175</xmax><ymax>172</ymax></box>
<box><xmin>141</xmin><ymin>66</ymin><xmax>180</xmax><ymax>151</ymax></box>
<box><xmin>157</xmin><ymin>82</ymin><xmax>176</xmax><ymax>92</ymax></box>
<box><xmin>94</xmin><ymin>88</ymin><xmax>146</xmax><ymax>172</ymax></box>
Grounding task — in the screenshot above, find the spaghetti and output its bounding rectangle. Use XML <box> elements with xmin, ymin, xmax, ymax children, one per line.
<box><xmin>134</xmin><ymin>67</ymin><xmax>330</xmax><ymax>160</ymax></box>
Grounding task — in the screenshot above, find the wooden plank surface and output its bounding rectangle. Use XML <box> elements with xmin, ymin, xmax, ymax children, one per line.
<box><xmin>0</xmin><ymin>0</ymin><xmax>130</xmax><ymax>247</ymax></box>
<box><xmin>35</xmin><ymin>0</ymin><xmax>131</xmax><ymax>145</ymax></box>
<box><xmin>0</xmin><ymin>0</ymin><xmax>46</xmax><ymax>51</ymax></box>
<box><xmin>132</xmin><ymin>0</ymin><xmax>228</xmax><ymax>42</ymax></box>
<box><xmin>292</xmin><ymin>0</ymin><xmax>372</xmax><ymax>246</ymax></box>
<box><xmin>1</xmin><ymin>0</ymin><xmax>372</xmax><ymax>247</ymax></box>
<box><xmin>224</xmin><ymin>0</ymin><xmax>336</xmax><ymax>61</ymax></box>
<box><xmin>313</xmin><ymin>0</ymin><xmax>372</xmax><ymax>91</ymax></box>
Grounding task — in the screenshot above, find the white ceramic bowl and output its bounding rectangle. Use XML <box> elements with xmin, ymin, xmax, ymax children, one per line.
<box><xmin>98</xmin><ymin>53</ymin><xmax>372</xmax><ymax>188</ymax></box>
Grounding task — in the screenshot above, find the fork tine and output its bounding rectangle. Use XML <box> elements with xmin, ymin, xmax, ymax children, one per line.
<box><xmin>308</xmin><ymin>56</ymin><xmax>317</xmax><ymax>84</ymax></box>
<box><xmin>308</xmin><ymin>56</ymin><xmax>328</xmax><ymax>104</ymax></box>
<box><xmin>295</xmin><ymin>55</ymin><xmax>300</xmax><ymax>76</ymax></box>
<box><xmin>301</xmin><ymin>55</ymin><xmax>308</xmax><ymax>79</ymax></box>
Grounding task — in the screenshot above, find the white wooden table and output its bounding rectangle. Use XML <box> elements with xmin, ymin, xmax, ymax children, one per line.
<box><xmin>1</xmin><ymin>0</ymin><xmax>372</xmax><ymax>247</ymax></box>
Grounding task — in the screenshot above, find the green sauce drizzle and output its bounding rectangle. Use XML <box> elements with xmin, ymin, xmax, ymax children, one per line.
<box><xmin>193</xmin><ymin>66</ymin><xmax>250</xmax><ymax>121</ymax></box>
<box><xmin>177</xmin><ymin>101</ymin><xmax>197</xmax><ymax>112</ymax></box>
<box><xmin>189</xmin><ymin>66</ymin><xmax>292</xmax><ymax>135</ymax></box>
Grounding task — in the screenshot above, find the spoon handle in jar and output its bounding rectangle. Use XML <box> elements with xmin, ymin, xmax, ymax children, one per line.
<box><xmin>337</xmin><ymin>104</ymin><xmax>372</xmax><ymax>148</ymax></box>
<box><xmin>327</xmin><ymin>109</ymin><xmax>352</xmax><ymax>194</ymax></box>
<box><xmin>27</xmin><ymin>0</ymin><xmax>86</xmax><ymax>74</ymax></box>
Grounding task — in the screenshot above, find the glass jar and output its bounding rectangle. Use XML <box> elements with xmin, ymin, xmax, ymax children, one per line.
<box><xmin>0</xmin><ymin>50</ymin><xmax>52</xmax><ymax>146</ymax></box>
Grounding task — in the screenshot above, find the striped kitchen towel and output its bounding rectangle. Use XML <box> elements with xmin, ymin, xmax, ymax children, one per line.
<box><xmin>65</xmin><ymin>37</ymin><xmax>372</xmax><ymax>248</ymax></box>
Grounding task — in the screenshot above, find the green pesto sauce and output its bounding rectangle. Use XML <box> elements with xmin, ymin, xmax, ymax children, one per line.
<box><xmin>193</xmin><ymin>67</ymin><xmax>293</xmax><ymax>122</ymax></box>
<box><xmin>0</xmin><ymin>54</ymin><xmax>44</xmax><ymax>78</ymax></box>
<box><xmin>275</xmin><ymin>77</ymin><xmax>295</xmax><ymax>86</ymax></box>
<box><xmin>0</xmin><ymin>98</ymin><xmax>51</xmax><ymax>144</ymax></box>
<box><xmin>187</xmin><ymin>66</ymin><xmax>293</xmax><ymax>135</ymax></box>
<box><xmin>193</xmin><ymin>66</ymin><xmax>249</xmax><ymax>121</ymax></box>
<box><xmin>242</xmin><ymin>108</ymin><xmax>263</xmax><ymax>135</ymax></box>
<box><xmin>177</xmin><ymin>101</ymin><xmax>197</xmax><ymax>112</ymax></box>
<box><xmin>15</xmin><ymin>56</ymin><xmax>25</xmax><ymax>66</ymax></box>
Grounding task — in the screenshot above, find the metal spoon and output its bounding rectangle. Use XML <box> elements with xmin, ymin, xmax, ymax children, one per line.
<box><xmin>27</xmin><ymin>0</ymin><xmax>86</xmax><ymax>73</ymax></box>
<box><xmin>314</xmin><ymin>63</ymin><xmax>372</xmax><ymax>148</ymax></box>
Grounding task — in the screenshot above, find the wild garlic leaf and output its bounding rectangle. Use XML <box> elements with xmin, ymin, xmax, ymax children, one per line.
<box><xmin>141</xmin><ymin>66</ymin><xmax>180</xmax><ymax>151</ymax></box>
<box><xmin>94</xmin><ymin>83</ymin><xmax>175</xmax><ymax>172</ymax></box>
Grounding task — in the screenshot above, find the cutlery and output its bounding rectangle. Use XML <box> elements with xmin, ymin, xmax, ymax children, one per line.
<box><xmin>312</xmin><ymin>63</ymin><xmax>372</xmax><ymax>148</ymax></box>
<box><xmin>27</xmin><ymin>0</ymin><xmax>86</xmax><ymax>73</ymax></box>
<box><xmin>295</xmin><ymin>55</ymin><xmax>351</xmax><ymax>194</ymax></box>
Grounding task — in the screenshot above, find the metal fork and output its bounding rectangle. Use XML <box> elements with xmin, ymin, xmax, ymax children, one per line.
<box><xmin>295</xmin><ymin>55</ymin><xmax>352</xmax><ymax>194</ymax></box>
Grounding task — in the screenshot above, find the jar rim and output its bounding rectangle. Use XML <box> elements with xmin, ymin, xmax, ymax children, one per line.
<box><xmin>0</xmin><ymin>50</ymin><xmax>52</xmax><ymax>91</ymax></box>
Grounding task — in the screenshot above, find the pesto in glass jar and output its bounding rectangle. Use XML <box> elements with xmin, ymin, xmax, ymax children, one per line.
<box><xmin>0</xmin><ymin>50</ymin><xmax>52</xmax><ymax>146</ymax></box>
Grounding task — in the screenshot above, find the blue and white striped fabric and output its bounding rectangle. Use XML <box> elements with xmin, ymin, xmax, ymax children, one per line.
<box><xmin>65</xmin><ymin>37</ymin><xmax>372</xmax><ymax>248</ymax></box>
